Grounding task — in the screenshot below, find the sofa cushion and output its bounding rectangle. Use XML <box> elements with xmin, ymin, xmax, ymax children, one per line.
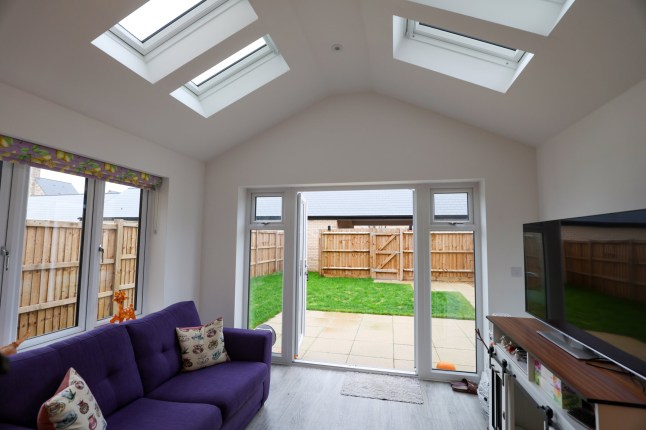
<box><xmin>106</xmin><ymin>398</ymin><xmax>222</xmax><ymax>430</ymax></box>
<box><xmin>52</xmin><ymin>324</ymin><xmax>143</xmax><ymax>417</ymax></box>
<box><xmin>37</xmin><ymin>367</ymin><xmax>107</xmax><ymax>430</ymax></box>
<box><xmin>0</xmin><ymin>346</ymin><xmax>64</xmax><ymax>429</ymax></box>
<box><xmin>146</xmin><ymin>361</ymin><xmax>268</xmax><ymax>421</ymax></box>
<box><xmin>177</xmin><ymin>318</ymin><xmax>229</xmax><ymax>372</ymax></box>
<box><xmin>125</xmin><ymin>301</ymin><xmax>201</xmax><ymax>392</ymax></box>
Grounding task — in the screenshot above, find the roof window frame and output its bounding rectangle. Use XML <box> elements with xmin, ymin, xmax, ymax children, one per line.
<box><xmin>92</xmin><ymin>0</ymin><xmax>258</xmax><ymax>84</ymax></box>
<box><xmin>185</xmin><ymin>37</ymin><xmax>276</xmax><ymax>97</ymax></box>
<box><xmin>392</xmin><ymin>15</ymin><xmax>534</xmax><ymax>93</ymax></box>
<box><xmin>110</xmin><ymin>0</ymin><xmax>228</xmax><ymax>57</ymax></box>
<box><xmin>169</xmin><ymin>34</ymin><xmax>289</xmax><ymax>118</ymax></box>
<box><xmin>408</xmin><ymin>0</ymin><xmax>575</xmax><ymax>36</ymax></box>
<box><xmin>406</xmin><ymin>20</ymin><xmax>526</xmax><ymax>68</ymax></box>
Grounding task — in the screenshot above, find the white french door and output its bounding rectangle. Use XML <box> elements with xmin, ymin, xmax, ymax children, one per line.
<box><xmin>294</xmin><ymin>193</ymin><xmax>308</xmax><ymax>358</ymax></box>
<box><xmin>244</xmin><ymin>184</ymin><xmax>483</xmax><ymax>379</ymax></box>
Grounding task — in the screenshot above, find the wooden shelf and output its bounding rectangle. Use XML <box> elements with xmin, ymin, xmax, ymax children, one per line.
<box><xmin>488</xmin><ymin>316</ymin><xmax>646</xmax><ymax>408</ymax></box>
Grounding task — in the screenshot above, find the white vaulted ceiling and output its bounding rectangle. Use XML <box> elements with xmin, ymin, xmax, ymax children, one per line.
<box><xmin>0</xmin><ymin>0</ymin><xmax>644</xmax><ymax>161</ymax></box>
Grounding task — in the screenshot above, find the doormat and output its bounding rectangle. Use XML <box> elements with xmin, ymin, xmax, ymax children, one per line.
<box><xmin>340</xmin><ymin>372</ymin><xmax>424</xmax><ymax>404</ymax></box>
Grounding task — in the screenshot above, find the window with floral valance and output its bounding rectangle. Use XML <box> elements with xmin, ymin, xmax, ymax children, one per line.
<box><xmin>0</xmin><ymin>134</ymin><xmax>162</xmax><ymax>190</ymax></box>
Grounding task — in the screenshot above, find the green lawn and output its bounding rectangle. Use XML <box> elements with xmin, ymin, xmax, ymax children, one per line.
<box><xmin>248</xmin><ymin>272</ymin><xmax>475</xmax><ymax>328</ymax></box>
<box><xmin>565</xmin><ymin>284</ymin><xmax>646</xmax><ymax>344</ymax></box>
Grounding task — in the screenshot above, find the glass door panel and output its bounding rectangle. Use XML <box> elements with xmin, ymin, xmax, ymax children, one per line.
<box><xmin>248</xmin><ymin>229</ymin><xmax>284</xmax><ymax>354</ymax></box>
<box><xmin>17</xmin><ymin>167</ymin><xmax>87</xmax><ymax>340</ymax></box>
<box><xmin>430</xmin><ymin>231</ymin><xmax>477</xmax><ymax>373</ymax></box>
<box><xmin>97</xmin><ymin>184</ymin><xmax>142</xmax><ymax>320</ymax></box>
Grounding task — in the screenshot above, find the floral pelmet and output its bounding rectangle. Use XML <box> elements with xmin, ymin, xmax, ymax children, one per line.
<box><xmin>0</xmin><ymin>135</ymin><xmax>162</xmax><ymax>190</ymax></box>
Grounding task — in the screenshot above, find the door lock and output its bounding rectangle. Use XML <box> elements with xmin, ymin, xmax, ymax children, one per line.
<box><xmin>0</xmin><ymin>246</ymin><xmax>9</xmax><ymax>272</ymax></box>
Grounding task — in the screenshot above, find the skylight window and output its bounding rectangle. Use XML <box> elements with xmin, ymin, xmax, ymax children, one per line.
<box><xmin>409</xmin><ymin>22</ymin><xmax>526</xmax><ymax>67</ymax></box>
<box><xmin>93</xmin><ymin>0</ymin><xmax>258</xmax><ymax>83</ymax></box>
<box><xmin>111</xmin><ymin>0</ymin><xmax>228</xmax><ymax>56</ymax></box>
<box><xmin>170</xmin><ymin>35</ymin><xmax>289</xmax><ymax>118</ymax></box>
<box><xmin>393</xmin><ymin>16</ymin><xmax>534</xmax><ymax>93</ymax></box>
<box><xmin>118</xmin><ymin>0</ymin><xmax>204</xmax><ymax>42</ymax></box>
<box><xmin>188</xmin><ymin>37</ymin><xmax>268</xmax><ymax>90</ymax></box>
<box><xmin>408</xmin><ymin>0</ymin><xmax>575</xmax><ymax>36</ymax></box>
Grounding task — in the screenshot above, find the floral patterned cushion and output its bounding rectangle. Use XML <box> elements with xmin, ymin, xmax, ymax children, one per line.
<box><xmin>37</xmin><ymin>367</ymin><xmax>107</xmax><ymax>430</ymax></box>
<box><xmin>176</xmin><ymin>317</ymin><xmax>230</xmax><ymax>372</ymax></box>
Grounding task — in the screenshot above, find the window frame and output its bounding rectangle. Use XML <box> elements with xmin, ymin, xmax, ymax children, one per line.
<box><xmin>431</xmin><ymin>188</ymin><xmax>474</xmax><ymax>225</ymax></box>
<box><xmin>0</xmin><ymin>165</ymin><xmax>153</xmax><ymax>348</ymax></box>
<box><xmin>250</xmin><ymin>193</ymin><xmax>285</xmax><ymax>225</ymax></box>
<box><xmin>184</xmin><ymin>36</ymin><xmax>279</xmax><ymax>99</ymax></box>
<box><xmin>110</xmin><ymin>0</ymin><xmax>228</xmax><ymax>57</ymax></box>
<box><xmin>406</xmin><ymin>20</ymin><xmax>526</xmax><ymax>68</ymax></box>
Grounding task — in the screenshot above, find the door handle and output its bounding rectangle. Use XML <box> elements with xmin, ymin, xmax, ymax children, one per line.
<box><xmin>0</xmin><ymin>246</ymin><xmax>9</xmax><ymax>271</ymax></box>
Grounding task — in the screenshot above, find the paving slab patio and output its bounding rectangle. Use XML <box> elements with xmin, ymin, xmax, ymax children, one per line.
<box><xmin>262</xmin><ymin>281</ymin><xmax>477</xmax><ymax>373</ymax></box>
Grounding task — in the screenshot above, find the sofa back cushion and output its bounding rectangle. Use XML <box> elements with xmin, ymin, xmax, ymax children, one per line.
<box><xmin>52</xmin><ymin>324</ymin><xmax>144</xmax><ymax>417</ymax></box>
<box><xmin>125</xmin><ymin>301</ymin><xmax>201</xmax><ymax>393</ymax></box>
<box><xmin>0</xmin><ymin>346</ymin><xmax>65</xmax><ymax>428</ymax></box>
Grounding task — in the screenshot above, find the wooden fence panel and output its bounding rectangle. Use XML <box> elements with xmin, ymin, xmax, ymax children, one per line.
<box><xmin>249</xmin><ymin>230</ymin><xmax>284</xmax><ymax>277</ymax></box>
<box><xmin>320</xmin><ymin>230</ymin><xmax>371</xmax><ymax>278</ymax></box>
<box><xmin>564</xmin><ymin>240</ymin><xmax>646</xmax><ymax>302</ymax></box>
<box><xmin>430</xmin><ymin>232</ymin><xmax>475</xmax><ymax>282</ymax></box>
<box><xmin>18</xmin><ymin>221</ymin><xmax>83</xmax><ymax>339</ymax></box>
<box><xmin>17</xmin><ymin>220</ymin><xmax>139</xmax><ymax>340</ymax></box>
<box><xmin>319</xmin><ymin>229</ymin><xmax>475</xmax><ymax>282</ymax></box>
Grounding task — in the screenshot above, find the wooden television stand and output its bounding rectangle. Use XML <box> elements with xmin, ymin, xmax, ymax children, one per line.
<box><xmin>487</xmin><ymin>316</ymin><xmax>646</xmax><ymax>430</ymax></box>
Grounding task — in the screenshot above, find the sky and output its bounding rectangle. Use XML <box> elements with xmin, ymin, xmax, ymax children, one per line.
<box><xmin>39</xmin><ymin>169</ymin><xmax>129</xmax><ymax>193</ymax></box>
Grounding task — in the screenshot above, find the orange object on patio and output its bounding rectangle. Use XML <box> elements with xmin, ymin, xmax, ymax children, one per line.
<box><xmin>436</xmin><ymin>361</ymin><xmax>457</xmax><ymax>371</ymax></box>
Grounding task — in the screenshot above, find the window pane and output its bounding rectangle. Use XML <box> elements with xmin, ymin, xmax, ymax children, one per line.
<box><xmin>18</xmin><ymin>167</ymin><xmax>86</xmax><ymax>340</ymax></box>
<box><xmin>191</xmin><ymin>38</ymin><xmax>267</xmax><ymax>86</ymax></box>
<box><xmin>254</xmin><ymin>196</ymin><xmax>282</xmax><ymax>222</ymax></box>
<box><xmin>119</xmin><ymin>0</ymin><xmax>204</xmax><ymax>42</ymax></box>
<box><xmin>433</xmin><ymin>192</ymin><xmax>469</xmax><ymax>222</ymax></box>
<box><xmin>430</xmin><ymin>231</ymin><xmax>476</xmax><ymax>373</ymax></box>
<box><xmin>97</xmin><ymin>184</ymin><xmax>142</xmax><ymax>321</ymax></box>
<box><xmin>248</xmin><ymin>229</ymin><xmax>283</xmax><ymax>354</ymax></box>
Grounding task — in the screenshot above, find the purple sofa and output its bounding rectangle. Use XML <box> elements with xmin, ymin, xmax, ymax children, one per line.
<box><xmin>0</xmin><ymin>301</ymin><xmax>272</xmax><ymax>430</ymax></box>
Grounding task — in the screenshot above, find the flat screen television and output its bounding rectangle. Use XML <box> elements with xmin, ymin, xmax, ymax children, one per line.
<box><xmin>523</xmin><ymin>208</ymin><xmax>646</xmax><ymax>379</ymax></box>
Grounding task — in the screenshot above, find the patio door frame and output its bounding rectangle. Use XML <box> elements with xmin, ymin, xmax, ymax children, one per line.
<box><xmin>413</xmin><ymin>182</ymin><xmax>483</xmax><ymax>381</ymax></box>
<box><xmin>243</xmin><ymin>183</ymin><xmax>484</xmax><ymax>379</ymax></box>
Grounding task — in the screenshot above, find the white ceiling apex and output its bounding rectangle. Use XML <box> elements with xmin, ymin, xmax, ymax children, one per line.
<box><xmin>409</xmin><ymin>0</ymin><xmax>576</xmax><ymax>36</ymax></box>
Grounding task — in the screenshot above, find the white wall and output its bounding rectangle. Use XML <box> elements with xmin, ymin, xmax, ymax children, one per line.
<box><xmin>537</xmin><ymin>78</ymin><xmax>646</xmax><ymax>220</ymax></box>
<box><xmin>0</xmin><ymin>82</ymin><xmax>205</xmax><ymax>313</ymax></box>
<box><xmin>202</xmin><ymin>92</ymin><xmax>538</xmax><ymax>325</ymax></box>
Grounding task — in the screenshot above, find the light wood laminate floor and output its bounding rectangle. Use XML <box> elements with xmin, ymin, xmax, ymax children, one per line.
<box><xmin>247</xmin><ymin>365</ymin><xmax>487</xmax><ymax>430</ymax></box>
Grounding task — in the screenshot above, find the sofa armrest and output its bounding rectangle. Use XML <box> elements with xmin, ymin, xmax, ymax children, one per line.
<box><xmin>224</xmin><ymin>328</ymin><xmax>272</xmax><ymax>366</ymax></box>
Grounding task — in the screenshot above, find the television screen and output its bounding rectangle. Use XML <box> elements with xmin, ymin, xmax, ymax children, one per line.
<box><xmin>561</xmin><ymin>211</ymin><xmax>646</xmax><ymax>364</ymax></box>
<box><xmin>523</xmin><ymin>209</ymin><xmax>646</xmax><ymax>378</ymax></box>
<box><xmin>523</xmin><ymin>230</ymin><xmax>547</xmax><ymax>320</ymax></box>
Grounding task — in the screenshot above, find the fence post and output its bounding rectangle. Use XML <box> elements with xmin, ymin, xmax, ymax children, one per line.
<box><xmin>112</xmin><ymin>220</ymin><xmax>125</xmax><ymax>307</ymax></box>
<box><xmin>370</xmin><ymin>230</ymin><xmax>376</xmax><ymax>280</ymax></box>
<box><xmin>399</xmin><ymin>229</ymin><xmax>404</xmax><ymax>281</ymax></box>
<box><xmin>274</xmin><ymin>230</ymin><xmax>279</xmax><ymax>273</ymax></box>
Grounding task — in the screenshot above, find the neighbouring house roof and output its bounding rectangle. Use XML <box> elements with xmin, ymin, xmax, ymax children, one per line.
<box><xmin>255</xmin><ymin>189</ymin><xmax>417</xmax><ymax>219</ymax></box>
<box><xmin>28</xmin><ymin>187</ymin><xmax>467</xmax><ymax>222</ymax></box>
<box><xmin>302</xmin><ymin>190</ymin><xmax>413</xmax><ymax>217</ymax></box>
<box><xmin>35</xmin><ymin>178</ymin><xmax>79</xmax><ymax>195</ymax></box>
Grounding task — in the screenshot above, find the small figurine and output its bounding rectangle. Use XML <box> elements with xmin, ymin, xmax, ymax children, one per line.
<box><xmin>0</xmin><ymin>332</ymin><xmax>29</xmax><ymax>356</ymax></box>
<box><xmin>109</xmin><ymin>291</ymin><xmax>136</xmax><ymax>324</ymax></box>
